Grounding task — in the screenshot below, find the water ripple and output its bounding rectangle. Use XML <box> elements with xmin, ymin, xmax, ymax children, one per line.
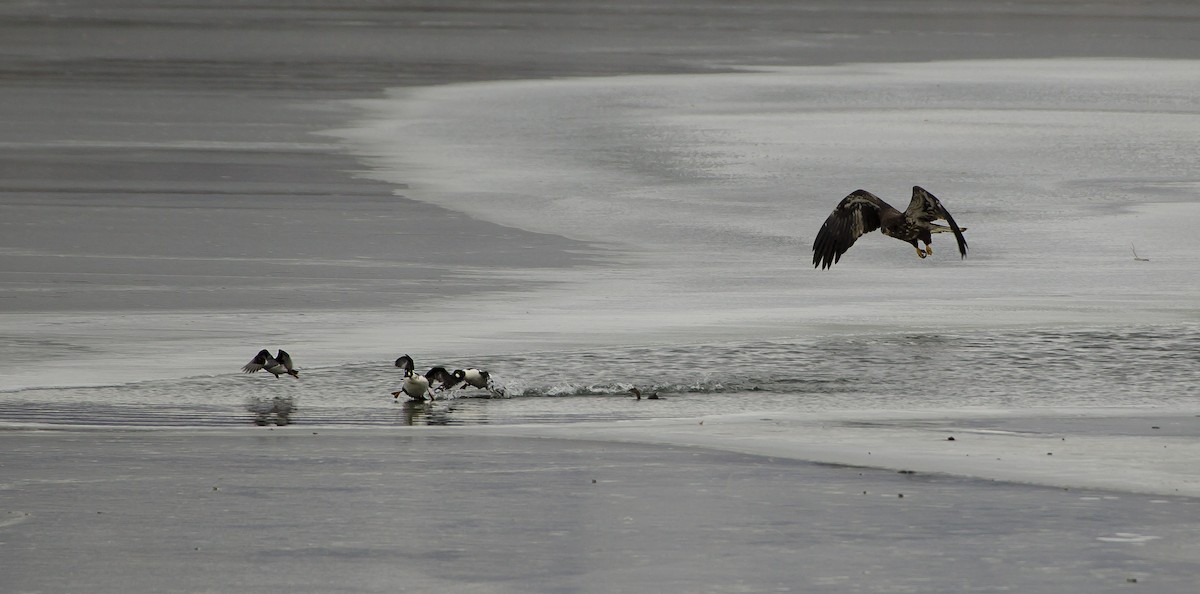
<box><xmin>2</xmin><ymin>324</ymin><xmax>1197</xmax><ymax>427</ymax></box>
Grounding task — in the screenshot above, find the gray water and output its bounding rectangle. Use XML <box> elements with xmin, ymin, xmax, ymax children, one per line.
<box><xmin>4</xmin><ymin>324</ymin><xmax>1196</xmax><ymax>427</ymax></box>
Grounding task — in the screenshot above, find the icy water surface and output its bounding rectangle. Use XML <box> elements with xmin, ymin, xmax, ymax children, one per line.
<box><xmin>3</xmin><ymin>324</ymin><xmax>1196</xmax><ymax>427</ymax></box>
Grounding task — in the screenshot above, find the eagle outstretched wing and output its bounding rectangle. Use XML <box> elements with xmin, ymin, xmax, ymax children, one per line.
<box><xmin>811</xmin><ymin>189</ymin><xmax>892</xmax><ymax>269</ymax></box>
<box><xmin>905</xmin><ymin>186</ymin><xmax>968</xmax><ymax>258</ymax></box>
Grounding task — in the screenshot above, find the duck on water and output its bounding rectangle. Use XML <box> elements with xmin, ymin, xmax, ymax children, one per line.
<box><xmin>241</xmin><ymin>349</ymin><xmax>299</xmax><ymax>378</ymax></box>
<box><xmin>629</xmin><ymin>388</ymin><xmax>664</xmax><ymax>400</ymax></box>
<box><xmin>394</xmin><ymin>354</ymin><xmax>502</xmax><ymax>398</ymax></box>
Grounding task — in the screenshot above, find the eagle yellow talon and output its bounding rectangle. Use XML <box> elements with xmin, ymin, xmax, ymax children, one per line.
<box><xmin>915</xmin><ymin>246</ymin><xmax>927</xmax><ymax>259</ymax></box>
<box><xmin>925</xmin><ymin>245</ymin><xmax>934</xmax><ymax>256</ymax></box>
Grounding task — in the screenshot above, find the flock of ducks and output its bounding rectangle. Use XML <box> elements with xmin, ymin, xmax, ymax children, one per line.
<box><xmin>241</xmin><ymin>348</ymin><xmax>499</xmax><ymax>401</ymax></box>
<box><xmin>241</xmin><ymin>349</ymin><xmax>662</xmax><ymax>425</ymax></box>
<box><xmin>241</xmin><ymin>349</ymin><xmax>505</xmax><ymax>426</ymax></box>
<box><xmin>390</xmin><ymin>354</ymin><xmax>494</xmax><ymax>401</ymax></box>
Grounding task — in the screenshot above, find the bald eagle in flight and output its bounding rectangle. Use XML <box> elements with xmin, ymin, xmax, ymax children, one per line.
<box><xmin>812</xmin><ymin>186</ymin><xmax>968</xmax><ymax>269</ymax></box>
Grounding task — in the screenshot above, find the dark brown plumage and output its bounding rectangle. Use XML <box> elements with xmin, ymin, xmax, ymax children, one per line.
<box><xmin>812</xmin><ymin>186</ymin><xmax>968</xmax><ymax>269</ymax></box>
<box><xmin>425</xmin><ymin>366</ymin><xmax>461</xmax><ymax>391</ymax></box>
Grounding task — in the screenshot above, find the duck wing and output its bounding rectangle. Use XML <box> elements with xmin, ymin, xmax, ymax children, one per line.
<box><xmin>425</xmin><ymin>366</ymin><xmax>459</xmax><ymax>389</ymax></box>
<box><xmin>241</xmin><ymin>349</ymin><xmax>273</xmax><ymax>373</ymax></box>
<box><xmin>394</xmin><ymin>354</ymin><xmax>415</xmax><ymax>373</ymax></box>
<box><xmin>275</xmin><ymin>349</ymin><xmax>296</xmax><ymax>372</ymax></box>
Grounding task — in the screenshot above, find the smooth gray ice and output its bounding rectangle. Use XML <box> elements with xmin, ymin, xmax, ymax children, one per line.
<box><xmin>4</xmin><ymin>429</ymin><xmax>1199</xmax><ymax>593</ymax></box>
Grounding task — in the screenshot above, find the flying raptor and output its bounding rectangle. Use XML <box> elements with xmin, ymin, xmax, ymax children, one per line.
<box><xmin>812</xmin><ymin>186</ymin><xmax>968</xmax><ymax>269</ymax></box>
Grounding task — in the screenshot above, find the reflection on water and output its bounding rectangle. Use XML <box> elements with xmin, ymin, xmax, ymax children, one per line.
<box><xmin>2</xmin><ymin>324</ymin><xmax>1197</xmax><ymax>427</ymax></box>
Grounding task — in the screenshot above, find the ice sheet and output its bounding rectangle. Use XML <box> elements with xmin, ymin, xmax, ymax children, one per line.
<box><xmin>8</xmin><ymin>59</ymin><xmax>1200</xmax><ymax>395</ymax></box>
<box><xmin>4</xmin><ymin>421</ymin><xmax>1200</xmax><ymax>593</ymax></box>
<box><xmin>328</xmin><ymin>58</ymin><xmax>1200</xmax><ymax>347</ymax></box>
<box><xmin>482</xmin><ymin>408</ymin><xmax>1200</xmax><ymax>498</ymax></box>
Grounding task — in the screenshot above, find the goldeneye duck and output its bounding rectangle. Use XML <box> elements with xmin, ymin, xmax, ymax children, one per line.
<box><xmin>242</xmin><ymin>349</ymin><xmax>299</xmax><ymax>378</ymax></box>
<box><xmin>395</xmin><ymin>354</ymin><xmax>460</xmax><ymax>393</ymax></box>
<box><xmin>392</xmin><ymin>369</ymin><xmax>434</xmax><ymax>402</ymax></box>
<box><xmin>453</xmin><ymin>368</ymin><xmax>491</xmax><ymax>390</ymax></box>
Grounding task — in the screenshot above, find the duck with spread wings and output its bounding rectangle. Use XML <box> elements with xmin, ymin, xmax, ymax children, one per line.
<box><xmin>812</xmin><ymin>186</ymin><xmax>968</xmax><ymax>269</ymax></box>
<box><xmin>241</xmin><ymin>349</ymin><xmax>299</xmax><ymax>378</ymax></box>
<box><xmin>392</xmin><ymin>354</ymin><xmax>461</xmax><ymax>400</ymax></box>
